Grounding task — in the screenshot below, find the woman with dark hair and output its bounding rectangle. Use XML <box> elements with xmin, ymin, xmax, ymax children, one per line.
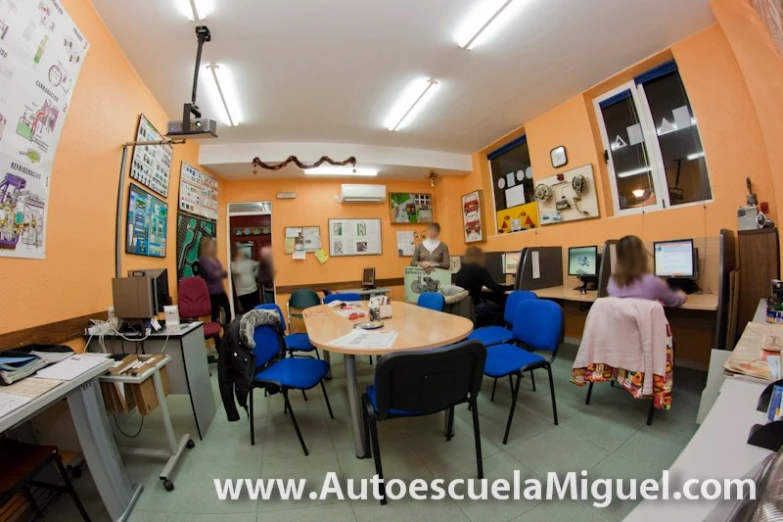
<box><xmin>455</xmin><ymin>246</ymin><xmax>513</xmax><ymax>326</ymax></box>
<box><xmin>410</xmin><ymin>222</ymin><xmax>450</xmax><ymax>274</ymax></box>
<box><xmin>198</xmin><ymin>237</ymin><xmax>232</xmax><ymax>322</ymax></box>
<box><xmin>608</xmin><ymin>235</ymin><xmax>686</xmax><ymax>307</ymax></box>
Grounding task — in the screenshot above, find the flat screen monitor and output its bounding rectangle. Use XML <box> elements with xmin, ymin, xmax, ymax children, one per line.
<box><xmin>362</xmin><ymin>267</ymin><xmax>375</xmax><ymax>288</ymax></box>
<box><xmin>568</xmin><ymin>246</ymin><xmax>598</xmax><ymax>277</ymax></box>
<box><xmin>128</xmin><ymin>268</ymin><xmax>170</xmax><ymax>313</ymax></box>
<box><xmin>654</xmin><ymin>239</ymin><xmax>695</xmax><ymax>278</ymax></box>
<box><xmin>504</xmin><ymin>252</ymin><xmax>521</xmax><ymax>275</ymax></box>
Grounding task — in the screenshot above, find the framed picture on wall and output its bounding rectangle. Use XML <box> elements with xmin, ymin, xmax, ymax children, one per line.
<box><xmin>461</xmin><ymin>190</ymin><xmax>485</xmax><ymax>243</ymax></box>
<box><xmin>389</xmin><ymin>193</ymin><xmax>434</xmax><ymax>224</ymax></box>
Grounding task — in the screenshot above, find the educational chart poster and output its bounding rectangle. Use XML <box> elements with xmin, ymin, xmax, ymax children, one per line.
<box><xmin>126</xmin><ymin>184</ymin><xmax>168</xmax><ymax>258</ymax></box>
<box><xmin>176</xmin><ymin>213</ymin><xmax>216</xmax><ymax>279</ymax></box>
<box><xmin>389</xmin><ymin>193</ymin><xmax>433</xmax><ymax>224</ymax></box>
<box><xmin>496</xmin><ymin>202</ymin><xmax>538</xmax><ymax>234</ymax></box>
<box><xmin>0</xmin><ymin>0</ymin><xmax>89</xmax><ymax>259</ymax></box>
<box><xmin>403</xmin><ymin>267</ymin><xmax>452</xmax><ymax>303</ymax></box>
<box><xmin>328</xmin><ymin>218</ymin><xmax>382</xmax><ymax>256</ymax></box>
<box><xmin>130</xmin><ymin>114</ymin><xmax>172</xmax><ymax>197</ymax></box>
<box><xmin>179</xmin><ymin>161</ymin><xmax>218</xmax><ymax>220</ymax></box>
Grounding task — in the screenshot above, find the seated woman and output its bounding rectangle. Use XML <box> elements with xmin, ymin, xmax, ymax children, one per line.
<box><xmin>455</xmin><ymin>246</ymin><xmax>513</xmax><ymax>326</ymax></box>
<box><xmin>607</xmin><ymin>235</ymin><xmax>686</xmax><ymax>307</ymax></box>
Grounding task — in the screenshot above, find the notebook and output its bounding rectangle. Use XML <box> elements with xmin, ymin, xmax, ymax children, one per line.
<box><xmin>0</xmin><ymin>354</ymin><xmax>47</xmax><ymax>385</ymax></box>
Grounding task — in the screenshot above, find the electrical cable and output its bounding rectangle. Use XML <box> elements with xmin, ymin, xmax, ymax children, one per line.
<box><xmin>113</xmin><ymin>415</ymin><xmax>144</xmax><ymax>438</ymax></box>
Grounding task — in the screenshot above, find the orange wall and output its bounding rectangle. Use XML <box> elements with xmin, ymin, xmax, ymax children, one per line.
<box><xmin>442</xmin><ymin>24</ymin><xmax>774</xmax><ymax>266</ymax></box>
<box><xmin>0</xmin><ymin>0</ymin><xmax>211</xmax><ymax>336</ymax></box>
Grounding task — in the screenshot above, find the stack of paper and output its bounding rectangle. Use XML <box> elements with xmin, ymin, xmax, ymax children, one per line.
<box><xmin>725</xmin><ymin>322</ymin><xmax>783</xmax><ymax>381</ymax></box>
<box><xmin>0</xmin><ymin>354</ymin><xmax>47</xmax><ymax>385</ymax></box>
<box><xmin>36</xmin><ymin>354</ymin><xmax>109</xmax><ymax>381</ymax></box>
<box><xmin>328</xmin><ymin>329</ymin><xmax>398</xmax><ymax>350</ymax></box>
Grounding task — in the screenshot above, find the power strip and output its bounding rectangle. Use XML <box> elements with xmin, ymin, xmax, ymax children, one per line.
<box><xmin>86</xmin><ymin>322</ymin><xmax>114</xmax><ymax>336</ymax></box>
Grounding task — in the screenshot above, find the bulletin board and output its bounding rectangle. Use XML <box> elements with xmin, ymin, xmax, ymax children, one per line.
<box><xmin>389</xmin><ymin>193</ymin><xmax>434</xmax><ymax>224</ymax></box>
<box><xmin>329</xmin><ymin>219</ymin><xmax>382</xmax><ymax>257</ymax></box>
<box><xmin>179</xmin><ymin>161</ymin><xmax>219</xmax><ymax>220</ymax></box>
<box><xmin>534</xmin><ymin>164</ymin><xmax>599</xmax><ymax>226</ymax></box>
<box><xmin>284</xmin><ymin>226</ymin><xmax>321</xmax><ymax>254</ymax></box>
<box><xmin>130</xmin><ymin>114</ymin><xmax>173</xmax><ymax>197</ymax></box>
<box><xmin>126</xmin><ymin>183</ymin><xmax>168</xmax><ymax>258</ymax></box>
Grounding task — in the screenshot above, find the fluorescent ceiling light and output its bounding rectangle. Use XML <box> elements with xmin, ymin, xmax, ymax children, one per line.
<box><xmin>205</xmin><ymin>63</ymin><xmax>242</xmax><ymax>127</ymax></box>
<box><xmin>304</xmin><ymin>167</ymin><xmax>378</xmax><ymax>177</ymax></box>
<box><xmin>456</xmin><ymin>0</ymin><xmax>518</xmax><ymax>50</ymax></box>
<box><xmin>687</xmin><ymin>151</ymin><xmax>705</xmax><ymax>161</ymax></box>
<box><xmin>385</xmin><ymin>78</ymin><xmax>439</xmax><ymax>131</ymax></box>
<box><xmin>177</xmin><ymin>0</ymin><xmax>211</xmax><ymax>21</ymax></box>
<box><xmin>616</xmin><ymin>166</ymin><xmax>652</xmax><ymax>179</ymax></box>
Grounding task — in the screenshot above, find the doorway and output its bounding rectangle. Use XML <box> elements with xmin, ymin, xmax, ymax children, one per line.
<box><xmin>226</xmin><ymin>202</ymin><xmax>273</xmax><ymax>318</ymax></box>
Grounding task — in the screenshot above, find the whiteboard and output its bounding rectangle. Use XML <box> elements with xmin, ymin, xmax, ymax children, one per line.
<box><xmin>328</xmin><ymin>219</ymin><xmax>382</xmax><ymax>256</ymax></box>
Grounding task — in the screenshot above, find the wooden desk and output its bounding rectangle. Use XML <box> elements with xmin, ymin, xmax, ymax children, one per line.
<box><xmin>304</xmin><ymin>301</ymin><xmax>473</xmax><ymax>457</ymax></box>
<box><xmin>0</xmin><ymin>358</ymin><xmax>142</xmax><ymax>520</ymax></box>
<box><xmin>527</xmin><ymin>285</ymin><xmax>719</xmax><ymax>311</ymax></box>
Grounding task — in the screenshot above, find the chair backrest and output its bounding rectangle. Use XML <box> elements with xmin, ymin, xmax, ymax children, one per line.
<box><xmin>417</xmin><ymin>292</ymin><xmax>445</xmax><ymax>312</ymax></box>
<box><xmin>373</xmin><ymin>340</ymin><xmax>486</xmax><ymax>419</ymax></box>
<box><xmin>324</xmin><ymin>293</ymin><xmax>362</xmax><ymax>304</ymax></box>
<box><xmin>252</xmin><ymin>324</ymin><xmax>285</xmax><ymax>369</ymax></box>
<box><xmin>503</xmin><ymin>290</ymin><xmax>538</xmax><ymax>326</ymax></box>
<box><xmin>255</xmin><ymin>303</ymin><xmax>287</xmax><ymax>331</ymax></box>
<box><xmin>289</xmin><ymin>289</ymin><xmax>321</xmax><ymax>310</ymax></box>
<box><xmin>178</xmin><ymin>276</ymin><xmax>212</xmax><ymax>319</ymax></box>
<box><xmin>511</xmin><ymin>299</ymin><xmax>563</xmax><ymax>353</ymax></box>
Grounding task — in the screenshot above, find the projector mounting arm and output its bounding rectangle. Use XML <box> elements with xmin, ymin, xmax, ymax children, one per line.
<box><xmin>182</xmin><ymin>25</ymin><xmax>211</xmax><ymax>134</ymax></box>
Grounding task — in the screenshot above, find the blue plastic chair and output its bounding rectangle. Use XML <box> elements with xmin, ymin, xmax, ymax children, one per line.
<box><xmin>417</xmin><ymin>292</ymin><xmax>445</xmax><ymax>312</ymax></box>
<box><xmin>484</xmin><ymin>299</ymin><xmax>562</xmax><ymax>444</ymax></box>
<box><xmin>249</xmin><ymin>322</ymin><xmax>334</xmax><ymax>456</ymax></box>
<box><xmin>255</xmin><ymin>303</ymin><xmax>319</xmax><ymax>359</ymax></box>
<box><xmin>468</xmin><ymin>291</ymin><xmax>538</xmax><ymax>347</ymax></box>
<box><xmin>323</xmin><ymin>293</ymin><xmax>362</xmax><ymax>304</ymax></box>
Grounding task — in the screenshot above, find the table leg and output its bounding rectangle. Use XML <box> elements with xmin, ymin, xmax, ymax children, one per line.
<box><xmin>344</xmin><ymin>354</ymin><xmax>368</xmax><ymax>458</ymax></box>
<box><xmin>67</xmin><ymin>380</ymin><xmax>143</xmax><ymax>521</ymax></box>
<box><xmin>324</xmin><ymin>351</ymin><xmax>332</xmax><ymax>380</ymax></box>
<box><xmin>444</xmin><ymin>408</ymin><xmax>452</xmax><ymax>436</ymax></box>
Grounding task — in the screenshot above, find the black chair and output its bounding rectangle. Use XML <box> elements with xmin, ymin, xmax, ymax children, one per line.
<box><xmin>362</xmin><ymin>340</ymin><xmax>486</xmax><ymax>505</ymax></box>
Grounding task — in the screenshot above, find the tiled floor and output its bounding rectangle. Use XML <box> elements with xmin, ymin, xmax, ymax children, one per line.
<box><xmin>46</xmin><ymin>344</ymin><xmax>705</xmax><ymax>522</ymax></box>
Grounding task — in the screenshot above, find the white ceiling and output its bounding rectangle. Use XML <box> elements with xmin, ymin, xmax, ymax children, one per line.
<box><xmin>91</xmin><ymin>0</ymin><xmax>714</xmax><ymax>178</ymax></box>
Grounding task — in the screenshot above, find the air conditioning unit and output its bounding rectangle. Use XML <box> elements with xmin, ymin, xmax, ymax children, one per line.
<box><xmin>338</xmin><ymin>184</ymin><xmax>386</xmax><ymax>203</ymax></box>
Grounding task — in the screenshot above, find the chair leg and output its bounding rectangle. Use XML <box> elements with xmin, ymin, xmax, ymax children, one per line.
<box><xmin>283</xmin><ymin>390</ymin><xmax>309</xmax><ymax>456</ymax></box>
<box><xmin>585</xmin><ymin>381</ymin><xmax>594</xmax><ymax>405</ymax></box>
<box><xmin>471</xmin><ymin>398</ymin><xmax>484</xmax><ymax>479</ymax></box>
<box><xmin>546</xmin><ymin>365</ymin><xmax>558</xmax><ymax>425</ymax></box>
<box><xmin>368</xmin><ymin>411</ymin><xmax>386</xmax><ymax>505</ymax></box>
<box><xmin>445</xmin><ymin>406</ymin><xmax>455</xmax><ymax>441</ymax></box>
<box><xmin>369</xmin><ymin>356</ymin><xmax>373</xmax><ymax>365</ymax></box>
<box><xmin>315</xmin><ymin>349</ymin><xmax>321</xmax><ymax>360</ymax></box>
<box><xmin>502</xmin><ymin>373</ymin><xmax>523</xmax><ymax>445</ymax></box>
<box><xmin>361</xmin><ymin>396</ymin><xmax>372</xmax><ymax>459</ymax></box>
<box><xmin>490</xmin><ymin>378</ymin><xmax>498</xmax><ymax>402</ymax></box>
<box><xmin>530</xmin><ymin>370</ymin><xmax>537</xmax><ymax>392</ymax></box>
<box><xmin>250</xmin><ymin>387</ymin><xmax>256</xmax><ymax>445</ymax></box>
<box><xmin>22</xmin><ymin>485</ymin><xmax>42</xmax><ymax>518</ymax></box>
<box><xmin>55</xmin><ymin>453</ymin><xmax>91</xmax><ymax>522</ymax></box>
<box><xmin>302</xmin><ymin>389</ymin><xmax>308</xmax><ymax>402</ymax></box>
<box><xmin>320</xmin><ymin>380</ymin><xmax>335</xmax><ymax>419</ymax></box>
<box><xmin>646</xmin><ymin>401</ymin><xmax>656</xmax><ymax>426</ymax></box>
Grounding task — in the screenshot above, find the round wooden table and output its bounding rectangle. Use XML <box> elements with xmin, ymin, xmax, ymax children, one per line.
<box><xmin>304</xmin><ymin>301</ymin><xmax>474</xmax><ymax>458</ymax></box>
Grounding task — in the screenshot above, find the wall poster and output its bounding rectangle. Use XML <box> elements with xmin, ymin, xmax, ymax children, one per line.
<box><xmin>328</xmin><ymin>218</ymin><xmax>382</xmax><ymax>256</ymax></box>
<box><xmin>126</xmin><ymin>183</ymin><xmax>167</xmax><ymax>258</ymax></box>
<box><xmin>461</xmin><ymin>190</ymin><xmax>485</xmax><ymax>243</ymax></box>
<box><xmin>0</xmin><ymin>0</ymin><xmax>89</xmax><ymax>259</ymax></box>
<box><xmin>176</xmin><ymin>213</ymin><xmax>216</xmax><ymax>279</ymax></box>
<box><xmin>179</xmin><ymin>161</ymin><xmax>218</xmax><ymax>220</ymax></box>
<box><xmin>130</xmin><ymin>114</ymin><xmax>172</xmax><ymax>197</ymax></box>
<box><xmin>389</xmin><ymin>193</ymin><xmax>433</xmax><ymax>224</ymax></box>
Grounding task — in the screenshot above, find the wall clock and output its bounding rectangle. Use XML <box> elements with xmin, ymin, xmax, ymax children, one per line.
<box><xmin>550</xmin><ymin>146</ymin><xmax>568</xmax><ymax>168</ymax></box>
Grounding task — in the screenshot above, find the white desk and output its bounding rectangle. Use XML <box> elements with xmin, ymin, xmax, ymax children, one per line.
<box><xmin>627</xmin><ymin>299</ymin><xmax>774</xmax><ymax>521</ymax></box>
<box><xmin>98</xmin><ymin>322</ymin><xmax>217</xmax><ymax>439</ymax></box>
<box><xmin>0</xmin><ymin>358</ymin><xmax>142</xmax><ymax>521</ymax></box>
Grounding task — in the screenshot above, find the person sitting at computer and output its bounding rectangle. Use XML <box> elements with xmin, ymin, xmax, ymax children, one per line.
<box><xmin>411</xmin><ymin>223</ymin><xmax>450</xmax><ymax>274</ymax></box>
<box><xmin>199</xmin><ymin>237</ymin><xmax>231</xmax><ymax>322</ymax></box>
<box><xmin>231</xmin><ymin>250</ymin><xmax>260</xmax><ymax>312</ymax></box>
<box><xmin>608</xmin><ymin>235</ymin><xmax>686</xmax><ymax>307</ymax></box>
<box><xmin>455</xmin><ymin>246</ymin><xmax>513</xmax><ymax>326</ymax></box>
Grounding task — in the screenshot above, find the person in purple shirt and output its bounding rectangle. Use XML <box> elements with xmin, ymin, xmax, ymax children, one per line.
<box><xmin>607</xmin><ymin>235</ymin><xmax>687</xmax><ymax>308</ymax></box>
<box><xmin>198</xmin><ymin>237</ymin><xmax>231</xmax><ymax>322</ymax></box>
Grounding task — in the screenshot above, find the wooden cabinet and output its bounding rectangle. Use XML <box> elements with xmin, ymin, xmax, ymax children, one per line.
<box><xmin>737</xmin><ymin>228</ymin><xmax>780</xmax><ymax>338</ymax></box>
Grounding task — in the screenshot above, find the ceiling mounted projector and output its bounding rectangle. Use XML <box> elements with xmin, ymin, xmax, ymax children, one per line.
<box><xmin>167</xmin><ymin>25</ymin><xmax>218</xmax><ymax>139</ymax></box>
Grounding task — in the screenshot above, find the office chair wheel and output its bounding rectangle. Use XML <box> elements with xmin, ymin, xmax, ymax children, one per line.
<box><xmin>163</xmin><ymin>479</ymin><xmax>174</xmax><ymax>492</ymax></box>
<box><xmin>186</xmin><ymin>439</ymin><xmax>195</xmax><ymax>449</ymax></box>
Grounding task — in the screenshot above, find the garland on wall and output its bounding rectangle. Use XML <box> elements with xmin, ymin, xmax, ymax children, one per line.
<box><xmin>251</xmin><ymin>155</ymin><xmax>357</xmax><ymax>174</ymax></box>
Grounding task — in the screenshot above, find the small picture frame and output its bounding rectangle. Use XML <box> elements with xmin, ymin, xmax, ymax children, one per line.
<box><xmin>550</xmin><ymin>146</ymin><xmax>568</xmax><ymax>168</ymax></box>
<box><xmin>461</xmin><ymin>190</ymin><xmax>485</xmax><ymax>243</ymax></box>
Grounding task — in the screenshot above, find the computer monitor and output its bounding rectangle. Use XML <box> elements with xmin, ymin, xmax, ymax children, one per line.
<box><xmin>128</xmin><ymin>268</ymin><xmax>170</xmax><ymax>313</ymax></box>
<box><xmin>568</xmin><ymin>246</ymin><xmax>598</xmax><ymax>277</ymax></box>
<box><xmin>362</xmin><ymin>267</ymin><xmax>376</xmax><ymax>289</ymax></box>
<box><xmin>653</xmin><ymin>239</ymin><xmax>695</xmax><ymax>278</ymax></box>
<box><xmin>504</xmin><ymin>252</ymin><xmax>521</xmax><ymax>275</ymax></box>
<box><xmin>112</xmin><ymin>277</ymin><xmax>156</xmax><ymax>321</ymax></box>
